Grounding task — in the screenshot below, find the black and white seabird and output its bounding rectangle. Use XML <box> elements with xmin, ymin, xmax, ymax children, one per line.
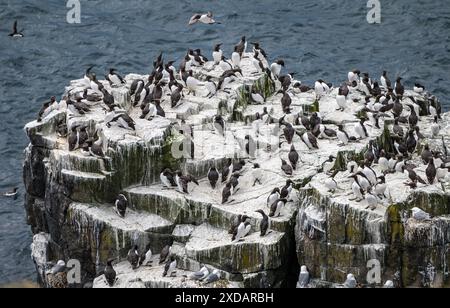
<box><xmin>374</xmin><ymin>175</ymin><xmax>387</xmax><ymax>198</ymax></box>
<box><xmin>336</xmin><ymin>84</ymin><xmax>348</xmax><ymax>111</ymax></box>
<box><xmin>414</xmin><ymin>83</ymin><xmax>425</xmax><ymax>94</ymax></box>
<box><xmin>348</xmin><ymin>70</ymin><xmax>360</xmax><ymax>83</ymax></box>
<box><xmin>208</xmin><ymin>166</ymin><xmax>219</xmax><ymax>189</ymax></box>
<box><xmin>115</xmin><ymin>194</ymin><xmax>128</xmax><ymax>218</ymax></box>
<box><xmin>232</xmin><ymin>220</ymin><xmax>251</xmax><ymax>242</ymax></box>
<box><xmin>140</xmin><ymin>102</ymin><xmax>157</xmax><ymax>120</ymax></box>
<box><xmin>83</xmin><ymin>88</ymin><xmax>102</xmax><ymax>103</ymax></box>
<box><xmin>89</xmin><ymin>73</ymin><xmax>104</xmax><ymax>93</ymax></box>
<box><xmin>313</xmin><ymin>124</ymin><xmax>337</xmax><ymax>139</ymax></box>
<box><xmin>105</xmin><ymin>112</ymin><xmax>136</xmax><ymax>130</ymax></box>
<box><xmin>67</xmin><ymin>97</ymin><xmax>91</xmax><ymax>116</ymax></box>
<box><xmin>364</xmin><ymin>189</ymin><xmax>379</xmax><ymax>211</ymax></box>
<box><xmin>281</xmin><ymin>159</ymin><xmax>293</xmax><ymax>176</ymax></box>
<box><xmin>185</xmin><ymin>70</ymin><xmax>202</xmax><ymax>96</ymax></box>
<box><xmin>231</xmin><ymin>46</ymin><xmax>241</xmax><ymax>69</ymax></box>
<box><xmin>159</xmin><ymin>241</ymin><xmax>173</xmax><ymax>264</ymax></box>
<box><xmin>267</xmin><ymin>188</ymin><xmax>280</xmax><ymax>208</ymax></box>
<box><xmin>106</xmin><ymin>68</ymin><xmax>125</xmax><ymax>87</ymax></box>
<box><xmin>188</xmin><ymin>12</ymin><xmax>219</xmax><ymax>25</ymax></box>
<box><xmin>232</xmin><ymin>160</ymin><xmax>246</xmax><ymax>173</ymax></box>
<box><xmin>2</xmin><ymin>187</ymin><xmax>19</xmax><ymax>198</ymax></box>
<box><xmin>235</xmin><ymin>36</ymin><xmax>247</xmax><ymax>58</ymax></box>
<box><xmin>407</xmin><ymin>104</ymin><xmax>418</xmax><ymax>127</ymax></box>
<box><xmin>163</xmin><ymin>256</ymin><xmax>177</xmax><ymax>277</ymax></box>
<box><xmin>255</xmin><ymin>209</ymin><xmax>269</xmax><ymax>237</ymax></box>
<box><xmin>175</xmin><ymin>171</ymin><xmax>199</xmax><ymax>194</ymax></box>
<box><xmin>431</xmin><ymin>116</ymin><xmax>440</xmax><ymax>138</ymax></box>
<box><xmin>300</xmin><ymin>132</ymin><xmax>319</xmax><ymax>150</ymax></box>
<box><xmin>160</xmin><ymin>168</ymin><xmax>177</xmax><ymax>188</ymax></box>
<box><xmin>426</xmin><ymin>158</ymin><xmax>437</xmax><ymax>184</ymax></box>
<box><xmin>380</xmin><ymin>71</ymin><xmax>391</xmax><ymax>89</ymax></box>
<box><xmin>280</xmin><ymin>180</ymin><xmax>294</xmax><ymax>200</ymax></box>
<box><xmin>378</xmin><ymin>150</ymin><xmax>389</xmax><ymax>172</ymax></box>
<box><xmin>392</xmin><ymin>118</ymin><xmax>404</xmax><ymax>138</ymax></box>
<box><xmin>250</xmin><ymin>87</ymin><xmax>265</xmax><ymax>104</ymax></box>
<box><xmin>402</xmin><ymin>166</ymin><xmax>426</xmax><ymax>186</ymax></box>
<box><xmin>421</xmin><ymin>144</ymin><xmax>433</xmax><ymax>165</ymax></box>
<box><xmin>205</xmin><ymin>76</ymin><xmax>217</xmax><ymax>98</ymax></box>
<box><xmin>362</xmin><ymin>161</ymin><xmax>378</xmax><ymax>185</ymax></box>
<box><xmin>252</xmin><ymin>51</ymin><xmax>265</xmax><ymax>74</ymax></box>
<box><xmin>406</xmin><ymin>129</ymin><xmax>417</xmax><ymax>154</ymax></box>
<box><xmin>213</xmin><ymin>115</ymin><xmax>226</xmax><ymax>136</ymax></box>
<box><xmin>104</xmin><ymin>258</ymin><xmax>117</xmax><ymax>287</ymax></box>
<box><xmin>324</xmin><ymin>176</ymin><xmax>339</xmax><ymax>193</ymax></box>
<box><xmin>394</xmin><ymin>77</ymin><xmax>404</xmax><ymax>98</ymax></box>
<box><xmin>289</xmin><ymin>145</ymin><xmax>299</xmax><ymax>170</ymax></box>
<box><xmin>270</xmin><ymin>59</ymin><xmax>285</xmax><ymax>79</ymax></box>
<box><xmin>88</xmin><ymin>129</ymin><xmax>106</xmax><ymax>158</ymax></box>
<box><xmin>37</xmin><ymin>96</ymin><xmax>56</xmax><ymax>122</ymax></box>
<box><xmin>130</xmin><ymin>79</ymin><xmax>146</xmax><ymax>106</ymax></box>
<box><xmin>355</xmin><ymin>118</ymin><xmax>369</xmax><ymax>139</ymax></box>
<box><xmin>170</xmin><ymin>83</ymin><xmax>184</xmax><ymax>108</ymax></box>
<box><xmin>349</xmin><ymin>174</ymin><xmax>364</xmax><ymax>201</ymax></box>
<box><xmin>251</xmin><ymin>163</ymin><xmax>263</xmax><ymax>186</ymax></box>
<box><xmin>314</xmin><ymin>79</ymin><xmax>330</xmax><ymax>98</ymax></box>
<box><xmin>141</xmin><ymin>247</ymin><xmax>153</xmax><ymax>267</ymax></box>
<box><xmin>269</xmin><ymin>198</ymin><xmax>287</xmax><ymax>218</ymax></box>
<box><xmin>229</xmin><ymin>172</ymin><xmax>241</xmax><ymax>195</ymax></box>
<box><xmin>127</xmin><ymin>245</ymin><xmax>140</xmax><ymax>270</ymax></box>
<box><xmin>229</xmin><ymin>215</ymin><xmax>249</xmax><ymax>235</ymax></box>
<box><xmin>212</xmin><ymin>43</ymin><xmax>223</xmax><ymax>65</ymax></box>
<box><xmin>337</xmin><ymin>124</ymin><xmax>356</xmax><ymax>145</ymax></box>
<box><xmin>222</xmin><ymin>158</ymin><xmax>233</xmax><ymax>183</ymax></box>
<box><xmin>219</xmin><ymin>56</ymin><xmax>233</xmax><ymax>72</ymax></box>
<box><xmin>252</xmin><ymin>42</ymin><xmax>267</xmax><ymax>62</ymax></box>
<box><xmin>282</xmin><ymin>123</ymin><xmax>295</xmax><ymax>145</ymax></box>
<box><xmin>8</xmin><ymin>20</ymin><xmax>24</xmax><ymax>37</ymax></box>
<box><xmin>281</xmin><ymin>90</ymin><xmax>292</xmax><ymax>111</ymax></box>
<box><xmin>322</xmin><ymin>156</ymin><xmax>336</xmax><ymax>174</ymax></box>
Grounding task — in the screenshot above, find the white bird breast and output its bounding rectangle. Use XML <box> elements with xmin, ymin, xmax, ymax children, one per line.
<box><xmin>337</xmin><ymin>130</ymin><xmax>348</xmax><ymax>144</ymax></box>
<box><xmin>336</xmin><ymin>95</ymin><xmax>346</xmax><ymax>109</ymax></box>
<box><xmin>110</xmin><ymin>74</ymin><xmax>122</xmax><ymax>85</ymax></box>
<box><xmin>231</xmin><ymin>52</ymin><xmax>241</xmax><ymax>67</ymax></box>
<box><xmin>187</xmin><ymin>77</ymin><xmax>199</xmax><ymax>90</ymax></box>
<box><xmin>251</xmin><ymin>92</ymin><xmax>264</xmax><ymax>103</ymax></box>
<box><xmin>352</xmin><ymin>182</ymin><xmax>363</xmax><ymax>198</ymax></box>
<box><xmin>213</xmin><ymin>51</ymin><xmax>222</xmax><ymax>64</ymax></box>
<box><xmin>324</xmin><ymin>178</ymin><xmax>337</xmax><ymax>190</ymax></box>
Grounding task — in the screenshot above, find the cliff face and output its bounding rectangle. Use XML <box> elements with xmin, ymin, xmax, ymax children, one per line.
<box><xmin>23</xmin><ymin>55</ymin><xmax>450</xmax><ymax>288</ymax></box>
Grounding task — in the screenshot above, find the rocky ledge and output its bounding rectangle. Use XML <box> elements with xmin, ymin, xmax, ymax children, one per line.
<box><xmin>24</xmin><ymin>52</ymin><xmax>450</xmax><ymax>288</ymax></box>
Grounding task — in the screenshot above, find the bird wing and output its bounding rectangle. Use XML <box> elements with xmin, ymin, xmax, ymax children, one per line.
<box><xmin>13</xmin><ymin>20</ymin><xmax>18</xmax><ymax>33</ymax></box>
<box><xmin>188</xmin><ymin>14</ymin><xmax>201</xmax><ymax>25</ymax></box>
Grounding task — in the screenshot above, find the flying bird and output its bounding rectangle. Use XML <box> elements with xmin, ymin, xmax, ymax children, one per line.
<box><xmin>9</xmin><ymin>20</ymin><xmax>24</xmax><ymax>37</ymax></box>
<box><xmin>188</xmin><ymin>12</ymin><xmax>220</xmax><ymax>25</ymax></box>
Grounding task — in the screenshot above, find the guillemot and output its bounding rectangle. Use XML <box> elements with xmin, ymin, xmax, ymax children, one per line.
<box><xmin>8</xmin><ymin>20</ymin><xmax>24</xmax><ymax>37</ymax></box>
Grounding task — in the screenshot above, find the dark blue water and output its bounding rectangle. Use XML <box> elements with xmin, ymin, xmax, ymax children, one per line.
<box><xmin>0</xmin><ymin>0</ymin><xmax>449</xmax><ymax>284</ymax></box>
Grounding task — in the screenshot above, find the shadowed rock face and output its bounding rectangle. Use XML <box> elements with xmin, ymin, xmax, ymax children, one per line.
<box><xmin>24</xmin><ymin>54</ymin><xmax>450</xmax><ymax>288</ymax></box>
